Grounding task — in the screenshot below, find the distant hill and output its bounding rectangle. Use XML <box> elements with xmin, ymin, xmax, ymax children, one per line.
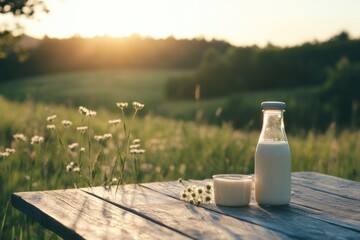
<box><xmin>0</xmin><ymin>35</ymin><xmax>231</xmax><ymax>81</ymax></box>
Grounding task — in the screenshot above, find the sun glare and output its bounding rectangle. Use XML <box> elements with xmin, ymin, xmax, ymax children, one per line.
<box><xmin>24</xmin><ymin>0</ymin><xmax>199</xmax><ymax>39</ymax></box>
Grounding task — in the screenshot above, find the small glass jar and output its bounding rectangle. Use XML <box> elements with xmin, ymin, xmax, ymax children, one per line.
<box><xmin>213</xmin><ymin>174</ymin><xmax>252</xmax><ymax>207</ymax></box>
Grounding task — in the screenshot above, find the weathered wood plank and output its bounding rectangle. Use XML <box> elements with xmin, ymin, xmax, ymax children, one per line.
<box><xmin>290</xmin><ymin>183</ymin><xmax>360</xmax><ymax>228</ymax></box>
<box><xmin>83</xmin><ymin>185</ymin><xmax>290</xmax><ymax>239</ymax></box>
<box><xmin>142</xmin><ymin>180</ymin><xmax>360</xmax><ymax>239</ymax></box>
<box><xmin>292</xmin><ymin>172</ymin><xmax>360</xmax><ymax>200</ymax></box>
<box><xmin>11</xmin><ymin>189</ymin><xmax>189</xmax><ymax>240</ymax></box>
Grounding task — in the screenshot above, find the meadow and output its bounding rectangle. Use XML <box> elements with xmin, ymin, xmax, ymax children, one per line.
<box><xmin>0</xmin><ymin>69</ymin><xmax>359</xmax><ymax>239</ymax></box>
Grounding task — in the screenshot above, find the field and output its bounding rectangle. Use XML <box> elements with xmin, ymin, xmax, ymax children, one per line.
<box><xmin>0</xmin><ymin>69</ymin><xmax>359</xmax><ymax>239</ymax></box>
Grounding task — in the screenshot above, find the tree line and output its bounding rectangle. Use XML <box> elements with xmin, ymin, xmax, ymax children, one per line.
<box><xmin>0</xmin><ymin>35</ymin><xmax>231</xmax><ymax>81</ymax></box>
<box><xmin>165</xmin><ymin>32</ymin><xmax>360</xmax><ymax>99</ymax></box>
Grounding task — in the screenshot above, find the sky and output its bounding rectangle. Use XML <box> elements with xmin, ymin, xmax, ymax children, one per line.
<box><xmin>2</xmin><ymin>0</ymin><xmax>360</xmax><ymax>47</ymax></box>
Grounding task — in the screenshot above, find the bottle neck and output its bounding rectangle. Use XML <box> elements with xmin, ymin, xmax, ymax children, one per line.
<box><xmin>259</xmin><ymin>109</ymin><xmax>288</xmax><ymax>143</ymax></box>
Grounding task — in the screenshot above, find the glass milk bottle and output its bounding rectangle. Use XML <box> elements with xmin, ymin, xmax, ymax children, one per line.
<box><xmin>255</xmin><ymin>101</ymin><xmax>291</xmax><ymax>205</ymax></box>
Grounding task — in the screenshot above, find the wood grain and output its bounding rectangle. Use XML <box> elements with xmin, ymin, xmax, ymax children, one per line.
<box><xmin>83</xmin><ymin>184</ymin><xmax>289</xmax><ymax>239</ymax></box>
<box><xmin>292</xmin><ymin>172</ymin><xmax>360</xmax><ymax>200</ymax></box>
<box><xmin>11</xmin><ymin>189</ymin><xmax>189</xmax><ymax>240</ymax></box>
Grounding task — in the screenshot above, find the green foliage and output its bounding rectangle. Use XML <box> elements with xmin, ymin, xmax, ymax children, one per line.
<box><xmin>320</xmin><ymin>57</ymin><xmax>360</xmax><ymax>127</ymax></box>
<box><xmin>0</xmin><ymin>0</ymin><xmax>48</xmax><ymax>65</ymax></box>
<box><xmin>165</xmin><ymin>31</ymin><xmax>360</xmax><ymax>99</ymax></box>
<box><xmin>0</xmin><ymin>0</ymin><xmax>47</xmax><ymax>16</ymax></box>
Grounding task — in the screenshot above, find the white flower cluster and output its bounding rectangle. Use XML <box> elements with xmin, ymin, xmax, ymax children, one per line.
<box><xmin>76</xmin><ymin>126</ymin><xmax>88</xmax><ymax>134</ymax></box>
<box><xmin>116</xmin><ymin>102</ymin><xmax>128</xmax><ymax>110</ymax></box>
<box><xmin>129</xmin><ymin>139</ymin><xmax>145</xmax><ymax>155</ymax></box>
<box><xmin>66</xmin><ymin>161</ymin><xmax>80</xmax><ymax>173</ymax></box>
<box><xmin>68</xmin><ymin>142</ymin><xmax>79</xmax><ymax>151</ymax></box>
<box><xmin>46</xmin><ymin>115</ymin><xmax>57</xmax><ymax>122</ymax></box>
<box><xmin>46</xmin><ymin>124</ymin><xmax>56</xmax><ymax>130</ymax></box>
<box><xmin>61</xmin><ymin>120</ymin><xmax>72</xmax><ymax>127</ymax></box>
<box><xmin>94</xmin><ymin>133</ymin><xmax>112</xmax><ymax>142</ymax></box>
<box><xmin>31</xmin><ymin>135</ymin><xmax>44</xmax><ymax>145</ymax></box>
<box><xmin>79</xmin><ymin>106</ymin><xmax>97</xmax><ymax>117</ymax></box>
<box><xmin>108</xmin><ymin>119</ymin><xmax>121</xmax><ymax>125</ymax></box>
<box><xmin>133</xmin><ymin>101</ymin><xmax>145</xmax><ymax>111</ymax></box>
<box><xmin>0</xmin><ymin>148</ymin><xmax>16</xmax><ymax>160</ymax></box>
<box><xmin>116</xmin><ymin>101</ymin><xmax>145</xmax><ymax>111</ymax></box>
<box><xmin>13</xmin><ymin>133</ymin><xmax>27</xmax><ymax>142</ymax></box>
<box><xmin>178</xmin><ymin>178</ymin><xmax>212</xmax><ymax>205</ymax></box>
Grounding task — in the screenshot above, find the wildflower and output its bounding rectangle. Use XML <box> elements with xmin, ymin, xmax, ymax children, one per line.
<box><xmin>103</xmin><ymin>133</ymin><xmax>112</xmax><ymax>140</ymax></box>
<box><xmin>133</xmin><ymin>139</ymin><xmax>141</xmax><ymax>144</ymax></box>
<box><xmin>13</xmin><ymin>133</ymin><xmax>27</xmax><ymax>142</ymax></box>
<box><xmin>116</xmin><ymin>102</ymin><xmax>128</xmax><ymax>110</ymax></box>
<box><xmin>129</xmin><ymin>144</ymin><xmax>141</xmax><ymax>149</ymax></box>
<box><xmin>66</xmin><ymin>161</ymin><xmax>77</xmax><ymax>172</ymax></box>
<box><xmin>46</xmin><ymin>115</ymin><xmax>57</xmax><ymax>122</ymax></box>
<box><xmin>61</xmin><ymin>120</ymin><xmax>72</xmax><ymax>127</ymax></box>
<box><xmin>204</xmin><ymin>195</ymin><xmax>212</xmax><ymax>204</ymax></box>
<box><xmin>66</xmin><ymin>163</ymin><xmax>73</xmax><ymax>172</ymax></box>
<box><xmin>94</xmin><ymin>133</ymin><xmax>112</xmax><ymax>142</ymax></box>
<box><xmin>108</xmin><ymin>119</ymin><xmax>121</xmax><ymax>125</ymax></box>
<box><xmin>94</xmin><ymin>135</ymin><xmax>104</xmax><ymax>142</ymax></box>
<box><xmin>73</xmin><ymin>167</ymin><xmax>80</xmax><ymax>173</ymax></box>
<box><xmin>68</xmin><ymin>143</ymin><xmax>79</xmax><ymax>151</ymax></box>
<box><xmin>46</xmin><ymin>124</ymin><xmax>56</xmax><ymax>130</ymax></box>
<box><xmin>31</xmin><ymin>135</ymin><xmax>44</xmax><ymax>145</ymax></box>
<box><xmin>76</xmin><ymin>126</ymin><xmax>88</xmax><ymax>134</ymax></box>
<box><xmin>80</xmin><ymin>147</ymin><xmax>85</xmax><ymax>153</ymax></box>
<box><xmin>181</xmin><ymin>193</ymin><xmax>188</xmax><ymax>199</ymax></box>
<box><xmin>5</xmin><ymin>148</ymin><xmax>15</xmax><ymax>154</ymax></box>
<box><xmin>79</xmin><ymin>106</ymin><xmax>89</xmax><ymax>115</ymax></box>
<box><xmin>129</xmin><ymin>149</ymin><xmax>145</xmax><ymax>154</ymax></box>
<box><xmin>132</xmin><ymin>101</ymin><xmax>144</xmax><ymax>110</ymax></box>
<box><xmin>0</xmin><ymin>152</ymin><xmax>10</xmax><ymax>160</ymax></box>
<box><xmin>178</xmin><ymin>178</ymin><xmax>183</xmax><ymax>184</ymax></box>
<box><xmin>178</xmin><ymin>182</ymin><xmax>212</xmax><ymax>206</ymax></box>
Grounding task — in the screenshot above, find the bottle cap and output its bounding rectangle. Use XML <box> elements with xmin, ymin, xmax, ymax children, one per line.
<box><xmin>261</xmin><ymin>101</ymin><xmax>286</xmax><ymax>110</ymax></box>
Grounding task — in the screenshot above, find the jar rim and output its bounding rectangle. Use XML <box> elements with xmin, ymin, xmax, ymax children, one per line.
<box><xmin>212</xmin><ymin>174</ymin><xmax>253</xmax><ymax>180</ymax></box>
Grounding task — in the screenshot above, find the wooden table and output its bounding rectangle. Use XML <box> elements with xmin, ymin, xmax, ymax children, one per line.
<box><xmin>11</xmin><ymin>172</ymin><xmax>360</xmax><ymax>239</ymax></box>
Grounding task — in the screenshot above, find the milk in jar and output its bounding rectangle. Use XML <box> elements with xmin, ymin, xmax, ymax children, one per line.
<box><xmin>255</xmin><ymin>101</ymin><xmax>291</xmax><ymax>206</ymax></box>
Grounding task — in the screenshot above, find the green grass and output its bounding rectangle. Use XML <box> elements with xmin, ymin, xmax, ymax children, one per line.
<box><xmin>0</xmin><ymin>69</ymin><xmax>318</xmax><ymax>124</ymax></box>
<box><xmin>0</xmin><ymin>69</ymin><xmax>193</xmax><ymax>111</ymax></box>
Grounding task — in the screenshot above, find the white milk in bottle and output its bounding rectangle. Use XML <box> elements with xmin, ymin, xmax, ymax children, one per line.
<box><xmin>255</xmin><ymin>101</ymin><xmax>291</xmax><ymax>206</ymax></box>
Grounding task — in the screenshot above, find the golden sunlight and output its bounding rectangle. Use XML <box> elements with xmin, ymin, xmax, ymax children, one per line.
<box><xmin>20</xmin><ymin>0</ymin><xmax>360</xmax><ymax>46</ymax></box>
<box><xmin>28</xmin><ymin>0</ymin><xmax>197</xmax><ymax>39</ymax></box>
